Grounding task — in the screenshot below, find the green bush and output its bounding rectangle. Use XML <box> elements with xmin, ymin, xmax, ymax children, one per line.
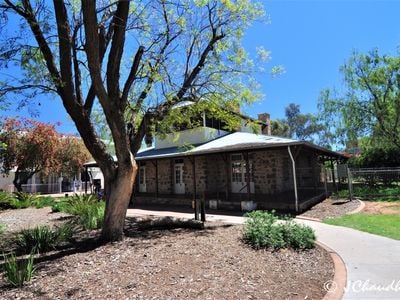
<box><xmin>3</xmin><ymin>192</ymin><xmax>39</xmax><ymax>209</ymax></box>
<box><xmin>15</xmin><ymin>223</ymin><xmax>74</xmax><ymax>254</ymax></box>
<box><xmin>2</xmin><ymin>252</ymin><xmax>35</xmax><ymax>287</ymax></box>
<box><xmin>63</xmin><ymin>194</ymin><xmax>105</xmax><ymax>230</ymax></box>
<box><xmin>51</xmin><ymin>200</ymin><xmax>69</xmax><ymax>213</ymax></box>
<box><xmin>333</xmin><ymin>186</ymin><xmax>400</xmax><ymax>201</ymax></box>
<box><xmin>0</xmin><ymin>191</ymin><xmax>58</xmax><ymax>210</ymax></box>
<box><xmin>0</xmin><ymin>223</ymin><xmax>5</xmax><ymax>235</ymax></box>
<box><xmin>278</xmin><ymin>221</ymin><xmax>316</xmax><ymax>249</ymax></box>
<box><xmin>242</xmin><ymin>210</ymin><xmax>315</xmax><ymax>250</ymax></box>
<box><xmin>32</xmin><ymin>196</ymin><xmax>56</xmax><ymax>209</ymax></box>
<box><xmin>15</xmin><ymin>191</ymin><xmax>39</xmax><ymax>204</ymax></box>
<box><xmin>0</xmin><ymin>191</ymin><xmax>17</xmax><ymax>209</ymax></box>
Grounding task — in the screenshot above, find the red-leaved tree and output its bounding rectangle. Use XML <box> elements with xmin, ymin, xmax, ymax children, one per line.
<box><xmin>0</xmin><ymin>118</ymin><xmax>90</xmax><ymax>191</ymax></box>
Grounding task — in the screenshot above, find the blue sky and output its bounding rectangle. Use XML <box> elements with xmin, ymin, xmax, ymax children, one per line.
<box><xmin>3</xmin><ymin>0</ymin><xmax>400</xmax><ymax>134</ymax></box>
<box><xmin>242</xmin><ymin>0</ymin><xmax>400</xmax><ymax>119</ymax></box>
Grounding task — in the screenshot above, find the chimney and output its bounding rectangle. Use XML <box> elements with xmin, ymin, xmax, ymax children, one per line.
<box><xmin>258</xmin><ymin>113</ymin><xmax>271</xmax><ymax>135</ymax></box>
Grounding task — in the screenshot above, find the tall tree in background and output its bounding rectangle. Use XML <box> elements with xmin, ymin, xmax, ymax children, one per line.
<box><xmin>271</xmin><ymin>103</ymin><xmax>326</xmax><ymax>144</ymax></box>
<box><xmin>59</xmin><ymin>135</ymin><xmax>92</xmax><ymax>178</ymax></box>
<box><xmin>0</xmin><ymin>1</ymin><xmax>264</xmax><ymax>241</ymax></box>
<box><xmin>318</xmin><ymin>49</ymin><xmax>400</xmax><ymax>150</ymax></box>
<box><xmin>0</xmin><ymin>118</ymin><xmax>90</xmax><ymax>191</ymax></box>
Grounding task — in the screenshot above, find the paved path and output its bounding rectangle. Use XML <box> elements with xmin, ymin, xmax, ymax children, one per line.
<box><xmin>126</xmin><ymin>208</ymin><xmax>400</xmax><ymax>300</ymax></box>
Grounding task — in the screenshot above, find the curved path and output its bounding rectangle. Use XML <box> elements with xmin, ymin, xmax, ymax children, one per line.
<box><xmin>298</xmin><ymin>219</ymin><xmax>400</xmax><ymax>300</ymax></box>
<box><xmin>127</xmin><ymin>208</ymin><xmax>400</xmax><ymax>299</ymax></box>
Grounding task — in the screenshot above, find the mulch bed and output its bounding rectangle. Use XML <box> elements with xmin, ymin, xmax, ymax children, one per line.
<box><xmin>0</xmin><ymin>207</ymin><xmax>70</xmax><ymax>233</ymax></box>
<box><xmin>0</xmin><ymin>211</ymin><xmax>334</xmax><ymax>300</ymax></box>
<box><xmin>300</xmin><ymin>197</ymin><xmax>361</xmax><ymax>220</ymax></box>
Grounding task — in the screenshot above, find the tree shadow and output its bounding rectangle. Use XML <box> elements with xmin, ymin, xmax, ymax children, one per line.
<box><xmin>0</xmin><ymin>216</ymin><xmax>236</xmax><ymax>290</ymax></box>
<box><xmin>124</xmin><ymin>216</ymin><xmax>233</xmax><ymax>240</ymax></box>
<box><xmin>331</xmin><ymin>200</ymin><xmax>351</xmax><ymax>205</ymax></box>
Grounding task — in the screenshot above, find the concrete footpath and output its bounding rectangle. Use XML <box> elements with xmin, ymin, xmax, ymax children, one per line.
<box><xmin>126</xmin><ymin>208</ymin><xmax>400</xmax><ymax>300</ymax></box>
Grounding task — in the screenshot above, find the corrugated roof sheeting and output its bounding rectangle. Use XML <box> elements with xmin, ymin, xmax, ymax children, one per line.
<box><xmin>84</xmin><ymin>132</ymin><xmax>344</xmax><ymax>166</ymax></box>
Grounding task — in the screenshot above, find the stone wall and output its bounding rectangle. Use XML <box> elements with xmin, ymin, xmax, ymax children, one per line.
<box><xmin>252</xmin><ymin>149</ymin><xmax>292</xmax><ymax>194</ymax></box>
<box><xmin>135</xmin><ymin>147</ymin><xmax>325</xmax><ymax>211</ymax></box>
<box><xmin>157</xmin><ymin>159</ymin><xmax>172</xmax><ymax>194</ymax></box>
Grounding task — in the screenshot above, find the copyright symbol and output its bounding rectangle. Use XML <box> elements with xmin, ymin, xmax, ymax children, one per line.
<box><xmin>324</xmin><ymin>280</ymin><xmax>338</xmax><ymax>292</ymax></box>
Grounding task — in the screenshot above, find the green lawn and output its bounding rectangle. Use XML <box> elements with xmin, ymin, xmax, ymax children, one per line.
<box><xmin>323</xmin><ymin>213</ymin><xmax>400</xmax><ymax>240</ymax></box>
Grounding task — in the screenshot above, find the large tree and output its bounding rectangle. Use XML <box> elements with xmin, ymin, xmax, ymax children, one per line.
<box><xmin>318</xmin><ymin>49</ymin><xmax>400</xmax><ymax>150</ymax></box>
<box><xmin>271</xmin><ymin>103</ymin><xmax>326</xmax><ymax>145</ymax></box>
<box><xmin>0</xmin><ymin>118</ymin><xmax>90</xmax><ymax>191</ymax></box>
<box><xmin>0</xmin><ymin>0</ymin><xmax>264</xmax><ymax>241</ymax></box>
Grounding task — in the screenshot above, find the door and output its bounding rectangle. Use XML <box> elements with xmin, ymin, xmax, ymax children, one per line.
<box><xmin>174</xmin><ymin>163</ymin><xmax>185</xmax><ymax>194</ymax></box>
<box><xmin>139</xmin><ymin>166</ymin><xmax>146</xmax><ymax>193</ymax></box>
<box><xmin>231</xmin><ymin>154</ymin><xmax>254</xmax><ymax>193</ymax></box>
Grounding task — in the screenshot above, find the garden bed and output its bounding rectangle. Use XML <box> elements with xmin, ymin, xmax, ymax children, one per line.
<box><xmin>0</xmin><ymin>209</ymin><xmax>334</xmax><ymax>299</ymax></box>
<box><xmin>299</xmin><ymin>197</ymin><xmax>361</xmax><ymax>220</ymax></box>
<box><xmin>0</xmin><ymin>207</ymin><xmax>69</xmax><ymax>233</ymax></box>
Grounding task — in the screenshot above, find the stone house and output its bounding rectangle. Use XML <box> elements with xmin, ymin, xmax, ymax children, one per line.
<box><xmin>132</xmin><ymin>111</ymin><xmax>344</xmax><ymax>213</ymax></box>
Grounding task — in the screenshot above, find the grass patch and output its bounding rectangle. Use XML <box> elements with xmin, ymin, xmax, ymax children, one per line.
<box><xmin>2</xmin><ymin>252</ymin><xmax>35</xmax><ymax>287</ymax></box>
<box><xmin>334</xmin><ymin>186</ymin><xmax>400</xmax><ymax>201</ymax></box>
<box><xmin>32</xmin><ymin>196</ymin><xmax>57</xmax><ymax>209</ymax></box>
<box><xmin>0</xmin><ymin>191</ymin><xmax>59</xmax><ymax>210</ymax></box>
<box><xmin>324</xmin><ymin>213</ymin><xmax>400</xmax><ymax>240</ymax></box>
<box><xmin>0</xmin><ymin>192</ymin><xmax>17</xmax><ymax>210</ymax></box>
<box><xmin>58</xmin><ymin>194</ymin><xmax>105</xmax><ymax>230</ymax></box>
<box><xmin>15</xmin><ymin>223</ymin><xmax>74</xmax><ymax>254</ymax></box>
<box><xmin>0</xmin><ymin>223</ymin><xmax>5</xmax><ymax>235</ymax></box>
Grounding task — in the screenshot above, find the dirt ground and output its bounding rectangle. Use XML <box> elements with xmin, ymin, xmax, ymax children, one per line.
<box><xmin>0</xmin><ymin>207</ymin><xmax>70</xmax><ymax>233</ymax></box>
<box><xmin>0</xmin><ymin>209</ymin><xmax>334</xmax><ymax>300</ymax></box>
<box><xmin>362</xmin><ymin>201</ymin><xmax>400</xmax><ymax>215</ymax></box>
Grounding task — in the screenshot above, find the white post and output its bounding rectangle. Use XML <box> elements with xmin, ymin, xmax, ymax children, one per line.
<box><xmin>347</xmin><ymin>167</ymin><xmax>353</xmax><ymax>201</ymax></box>
<box><xmin>288</xmin><ymin>146</ymin><xmax>299</xmax><ymax>212</ymax></box>
<box><xmin>32</xmin><ymin>173</ymin><xmax>36</xmax><ymax>193</ymax></box>
<box><xmin>323</xmin><ymin>167</ymin><xmax>328</xmax><ymax>198</ymax></box>
<box><xmin>58</xmin><ymin>175</ymin><xmax>63</xmax><ymax>194</ymax></box>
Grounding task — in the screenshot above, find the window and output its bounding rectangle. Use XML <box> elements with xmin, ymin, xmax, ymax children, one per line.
<box><xmin>232</xmin><ymin>161</ymin><xmax>242</xmax><ymax>182</ymax></box>
<box><xmin>231</xmin><ymin>154</ymin><xmax>254</xmax><ymax>183</ymax></box>
<box><xmin>175</xmin><ymin>168</ymin><xmax>181</xmax><ymax>184</ymax></box>
<box><xmin>139</xmin><ymin>167</ymin><xmax>146</xmax><ymax>185</ymax></box>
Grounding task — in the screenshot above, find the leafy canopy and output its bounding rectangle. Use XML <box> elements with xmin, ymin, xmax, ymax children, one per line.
<box><xmin>318</xmin><ymin>49</ymin><xmax>400</xmax><ymax>150</ymax></box>
<box><xmin>0</xmin><ymin>117</ymin><xmax>91</xmax><ymax>178</ymax></box>
<box><xmin>271</xmin><ymin>103</ymin><xmax>327</xmax><ymax>145</ymax></box>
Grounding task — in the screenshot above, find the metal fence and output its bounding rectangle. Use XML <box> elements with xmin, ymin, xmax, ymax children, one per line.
<box><xmin>337</xmin><ymin>166</ymin><xmax>400</xmax><ymax>200</ymax></box>
<box><xmin>6</xmin><ymin>182</ymin><xmax>90</xmax><ymax>194</ymax></box>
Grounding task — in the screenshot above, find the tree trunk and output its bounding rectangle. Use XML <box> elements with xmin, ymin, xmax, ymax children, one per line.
<box><xmin>100</xmin><ymin>165</ymin><xmax>137</xmax><ymax>242</ymax></box>
<box><xmin>13</xmin><ymin>177</ymin><xmax>23</xmax><ymax>192</ymax></box>
<box><xmin>13</xmin><ymin>169</ymin><xmax>34</xmax><ymax>193</ymax></box>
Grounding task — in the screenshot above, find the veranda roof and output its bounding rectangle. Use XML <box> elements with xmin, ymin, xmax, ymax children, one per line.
<box><xmin>135</xmin><ymin>132</ymin><xmax>344</xmax><ymax>160</ymax></box>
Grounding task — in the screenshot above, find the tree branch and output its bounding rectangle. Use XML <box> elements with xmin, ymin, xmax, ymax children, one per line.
<box><xmin>106</xmin><ymin>0</ymin><xmax>129</xmax><ymax>101</ymax></box>
<box><xmin>121</xmin><ymin>46</ymin><xmax>145</xmax><ymax>104</ymax></box>
<box><xmin>53</xmin><ymin>0</ymin><xmax>76</xmax><ymax>102</ymax></box>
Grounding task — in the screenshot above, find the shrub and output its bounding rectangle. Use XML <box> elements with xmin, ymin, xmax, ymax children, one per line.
<box><xmin>5</xmin><ymin>192</ymin><xmax>40</xmax><ymax>209</ymax></box>
<box><xmin>278</xmin><ymin>221</ymin><xmax>316</xmax><ymax>249</ymax></box>
<box><xmin>2</xmin><ymin>252</ymin><xmax>35</xmax><ymax>287</ymax></box>
<box><xmin>15</xmin><ymin>223</ymin><xmax>74</xmax><ymax>254</ymax></box>
<box><xmin>32</xmin><ymin>196</ymin><xmax>56</xmax><ymax>209</ymax></box>
<box><xmin>0</xmin><ymin>192</ymin><xmax>17</xmax><ymax>209</ymax></box>
<box><xmin>51</xmin><ymin>200</ymin><xmax>69</xmax><ymax>213</ymax></box>
<box><xmin>75</xmin><ymin>201</ymin><xmax>105</xmax><ymax>230</ymax></box>
<box><xmin>15</xmin><ymin>191</ymin><xmax>39</xmax><ymax>203</ymax></box>
<box><xmin>242</xmin><ymin>210</ymin><xmax>315</xmax><ymax>250</ymax></box>
<box><xmin>0</xmin><ymin>223</ymin><xmax>5</xmax><ymax>235</ymax></box>
<box><xmin>63</xmin><ymin>194</ymin><xmax>105</xmax><ymax>230</ymax></box>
